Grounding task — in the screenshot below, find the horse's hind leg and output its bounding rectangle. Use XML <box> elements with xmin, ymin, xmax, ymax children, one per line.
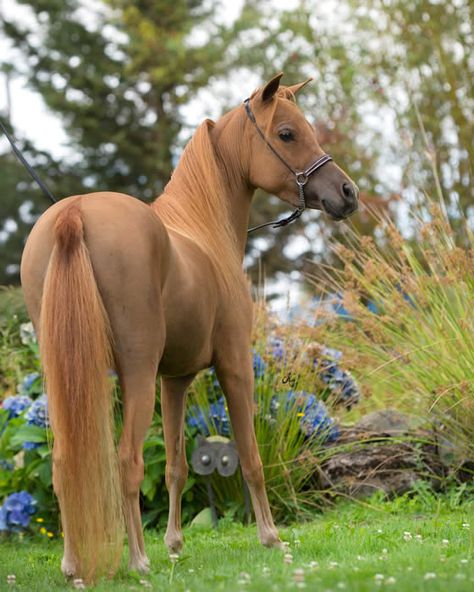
<box><xmin>161</xmin><ymin>374</ymin><xmax>195</xmax><ymax>554</ymax></box>
<box><xmin>52</xmin><ymin>446</ymin><xmax>78</xmax><ymax>577</ymax></box>
<box><xmin>24</xmin><ymin>307</ymin><xmax>79</xmax><ymax>577</ymax></box>
<box><xmin>118</xmin><ymin>365</ymin><xmax>158</xmax><ymax>572</ymax></box>
<box><xmin>215</xmin><ymin>353</ymin><xmax>281</xmax><ymax>548</ymax></box>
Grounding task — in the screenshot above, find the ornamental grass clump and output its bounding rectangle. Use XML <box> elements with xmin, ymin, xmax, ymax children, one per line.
<box><xmin>312</xmin><ymin>202</ymin><xmax>474</xmax><ymax>467</ymax></box>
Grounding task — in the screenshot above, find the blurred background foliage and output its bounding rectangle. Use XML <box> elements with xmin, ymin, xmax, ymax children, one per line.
<box><xmin>0</xmin><ymin>0</ymin><xmax>472</xmax><ymax>286</ymax></box>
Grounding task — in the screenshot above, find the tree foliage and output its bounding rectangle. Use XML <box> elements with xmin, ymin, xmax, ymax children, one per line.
<box><xmin>348</xmin><ymin>0</ymin><xmax>473</xmax><ymax>215</ymax></box>
<box><xmin>2</xmin><ymin>0</ymin><xmax>242</xmax><ymax>197</ymax></box>
<box><xmin>0</xmin><ymin>0</ymin><xmax>261</xmax><ymax>283</ymax></box>
<box><xmin>0</xmin><ymin>0</ymin><xmax>471</xmax><ymax>286</ymax></box>
<box><xmin>0</xmin><ymin>144</ymin><xmax>82</xmax><ymax>284</ymax></box>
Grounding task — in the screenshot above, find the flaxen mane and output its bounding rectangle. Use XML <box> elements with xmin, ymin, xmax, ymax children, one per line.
<box><xmin>153</xmin><ymin>120</ymin><xmax>242</xmax><ymax>297</ymax></box>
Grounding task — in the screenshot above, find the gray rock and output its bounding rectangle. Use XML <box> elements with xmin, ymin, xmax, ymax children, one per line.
<box><xmin>354</xmin><ymin>408</ymin><xmax>418</xmax><ymax>435</ymax></box>
<box><xmin>315</xmin><ymin>410</ymin><xmax>445</xmax><ymax>498</ymax></box>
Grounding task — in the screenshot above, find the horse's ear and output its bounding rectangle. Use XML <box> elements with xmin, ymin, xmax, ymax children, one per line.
<box><xmin>261</xmin><ymin>72</ymin><xmax>284</xmax><ymax>102</ymax></box>
<box><xmin>287</xmin><ymin>78</ymin><xmax>313</xmax><ymax>96</ymax></box>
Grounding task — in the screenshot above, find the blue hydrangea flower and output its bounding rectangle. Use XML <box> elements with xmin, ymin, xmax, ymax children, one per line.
<box><xmin>22</xmin><ymin>441</ymin><xmax>40</xmax><ymax>451</ymax></box>
<box><xmin>187</xmin><ymin>406</ymin><xmax>209</xmax><ymax>435</ymax></box>
<box><xmin>269</xmin><ymin>395</ymin><xmax>281</xmax><ymax>416</ymax></box>
<box><xmin>269</xmin><ymin>337</ymin><xmax>285</xmax><ymax>361</ymax></box>
<box><xmin>320</xmin><ymin>346</ymin><xmax>343</xmax><ymax>361</ymax></box>
<box><xmin>306</xmin><ymin>346</ymin><xmax>360</xmax><ymax>409</ymax></box>
<box><xmin>285</xmin><ymin>390</ymin><xmax>339</xmax><ymax>442</ymax></box>
<box><xmin>18</xmin><ymin>372</ymin><xmax>41</xmax><ymax>396</ymax></box>
<box><xmin>187</xmin><ymin>396</ymin><xmax>230</xmax><ymax>437</ymax></box>
<box><xmin>205</xmin><ymin>367</ymin><xmax>223</xmax><ymax>398</ymax></box>
<box><xmin>331</xmin><ymin>293</ymin><xmax>353</xmax><ymax>320</ymax></box>
<box><xmin>25</xmin><ymin>394</ymin><xmax>49</xmax><ymax>428</ymax></box>
<box><xmin>366</xmin><ymin>300</ymin><xmax>380</xmax><ymax>314</ymax></box>
<box><xmin>208</xmin><ymin>397</ymin><xmax>231</xmax><ymax>436</ymax></box>
<box><xmin>20</xmin><ymin>395</ymin><xmax>49</xmax><ymax>450</ymax></box>
<box><xmin>253</xmin><ymin>351</ymin><xmax>266</xmax><ymax>379</ymax></box>
<box><xmin>2</xmin><ymin>395</ymin><xmax>33</xmax><ymax>419</ymax></box>
<box><xmin>0</xmin><ymin>460</ymin><xmax>14</xmax><ymax>471</ymax></box>
<box><xmin>317</xmin><ymin>359</ymin><xmax>360</xmax><ymax>408</ymax></box>
<box><xmin>0</xmin><ymin>491</ymin><xmax>37</xmax><ymax>532</ymax></box>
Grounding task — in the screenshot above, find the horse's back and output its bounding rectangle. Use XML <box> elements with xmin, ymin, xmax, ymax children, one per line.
<box><xmin>21</xmin><ymin>192</ymin><xmax>171</xmax><ymax>368</ymax></box>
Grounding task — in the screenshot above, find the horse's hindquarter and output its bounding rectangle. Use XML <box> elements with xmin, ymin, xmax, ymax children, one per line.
<box><xmin>21</xmin><ymin>191</ymin><xmax>249</xmax><ymax>380</ymax></box>
<box><xmin>21</xmin><ymin>192</ymin><xmax>171</xmax><ymax>373</ymax></box>
<box><xmin>22</xmin><ymin>192</ymin><xmax>237</xmax><ymax>379</ymax></box>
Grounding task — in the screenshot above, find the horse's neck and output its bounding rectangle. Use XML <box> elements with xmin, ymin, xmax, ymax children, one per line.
<box><xmin>227</xmin><ymin>184</ymin><xmax>253</xmax><ymax>257</ymax></box>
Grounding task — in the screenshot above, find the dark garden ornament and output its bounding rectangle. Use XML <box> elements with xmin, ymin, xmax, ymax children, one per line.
<box><xmin>191</xmin><ymin>435</ymin><xmax>250</xmax><ymax>527</ymax></box>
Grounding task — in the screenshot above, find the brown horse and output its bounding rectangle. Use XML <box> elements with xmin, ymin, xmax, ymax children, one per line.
<box><xmin>20</xmin><ymin>73</ymin><xmax>358</xmax><ymax>582</ymax></box>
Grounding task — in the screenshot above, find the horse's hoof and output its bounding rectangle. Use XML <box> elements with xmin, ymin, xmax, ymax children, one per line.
<box><xmin>164</xmin><ymin>532</ymin><xmax>183</xmax><ymax>554</ymax></box>
<box><xmin>61</xmin><ymin>557</ymin><xmax>77</xmax><ymax>578</ymax></box>
<box><xmin>260</xmin><ymin>530</ymin><xmax>282</xmax><ymax>549</ymax></box>
<box><xmin>129</xmin><ymin>554</ymin><xmax>151</xmax><ymax>574</ymax></box>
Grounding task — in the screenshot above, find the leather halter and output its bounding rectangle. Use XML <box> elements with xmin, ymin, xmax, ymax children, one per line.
<box><xmin>244</xmin><ymin>98</ymin><xmax>332</xmax><ymax>233</ymax></box>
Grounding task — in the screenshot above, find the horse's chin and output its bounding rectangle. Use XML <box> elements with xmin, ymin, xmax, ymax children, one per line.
<box><xmin>302</xmin><ymin>198</ymin><xmax>342</xmax><ymax>221</ymax></box>
<box><xmin>320</xmin><ymin>198</ymin><xmax>353</xmax><ymax>221</ymax></box>
<box><xmin>279</xmin><ymin>194</ymin><xmax>351</xmax><ymax>222</ymax></box>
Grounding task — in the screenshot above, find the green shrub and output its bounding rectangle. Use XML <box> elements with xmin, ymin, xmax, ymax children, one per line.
<box><xmin>0</xmin><ymin>305</ymin><xmax>357</xmax><ymax>531</ymax></box>
<box><xmin>0</xmin><ymin>289</ymin><xmax>39</xmax><ymax>396</ymax></box>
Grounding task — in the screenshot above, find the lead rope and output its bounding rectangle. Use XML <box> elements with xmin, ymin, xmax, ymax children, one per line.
<box><xmin>0</xmin><ymin>118</ymin><xmax>57</xmax><ymax>204</ymax></box>
<box><xmin>246</xmin><ymin>181</ymin><xmax>306</xmax><ymax>233</ymax></box>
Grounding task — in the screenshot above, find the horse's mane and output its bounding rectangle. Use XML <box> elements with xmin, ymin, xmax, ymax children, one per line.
<box><xmin>153</xmin><ymin>119</ymin><xmax>242</xmax><ymax>297</ymax></box>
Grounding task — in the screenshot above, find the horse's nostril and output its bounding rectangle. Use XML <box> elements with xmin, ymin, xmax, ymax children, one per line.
<box><xmin>341</xmin><ymin>182</ymin><xmax>356</xmax><ymax>203</ymax></box>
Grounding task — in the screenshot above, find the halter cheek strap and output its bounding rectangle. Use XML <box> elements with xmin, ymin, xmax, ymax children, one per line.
<box><xmin>244</xmin><ymin>98</ymin><xmax>332</xmax><ymax>233</ymax></box>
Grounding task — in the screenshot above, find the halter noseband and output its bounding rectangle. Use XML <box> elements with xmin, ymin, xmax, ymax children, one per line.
<box><xmin>244</xmin><ymin>98</ymin><xmax>332</xmax><ymax>234</ymax></box>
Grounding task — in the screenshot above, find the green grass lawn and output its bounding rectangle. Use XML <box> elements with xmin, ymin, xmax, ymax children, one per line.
<box><xmin>1</xmin><ymin>493</ymin><xmax>473</xmax><ymax>591</ymax></box>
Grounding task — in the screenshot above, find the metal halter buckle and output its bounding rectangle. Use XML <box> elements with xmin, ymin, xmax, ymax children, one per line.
<box><xmin>295</xmin><ymin>173</ymin><xmax>308</xmax><ymax>186</ymax></box>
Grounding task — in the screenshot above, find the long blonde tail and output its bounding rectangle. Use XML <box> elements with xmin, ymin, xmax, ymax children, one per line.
<box><xmin>39</xmin><ymin>201</ymin><xmax>124</xmax><ymax>581</ymax></box>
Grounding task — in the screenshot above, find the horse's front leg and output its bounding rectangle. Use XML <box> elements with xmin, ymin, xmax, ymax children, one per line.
<box><xmin>215</xmin><ymin>353</ymin><xmax>281</xmax><ymax>547</ymax></box>
<box><xmin>161</xmin><ymin>374</ymin><xmax>195</xmax><ymax>554</ymax></box>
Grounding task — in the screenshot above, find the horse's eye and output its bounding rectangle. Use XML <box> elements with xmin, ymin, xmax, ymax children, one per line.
<box><xmin>278</xmin><ymin>129</ymin><xmax>294</xmax><ymax>142</ymax></box>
